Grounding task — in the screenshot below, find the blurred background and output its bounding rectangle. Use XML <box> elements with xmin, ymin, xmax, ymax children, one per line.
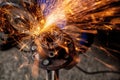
<box><xmin>0</xmin><ymin>0</ymin><xmax>120</xmax><ymax>80</ymax></box>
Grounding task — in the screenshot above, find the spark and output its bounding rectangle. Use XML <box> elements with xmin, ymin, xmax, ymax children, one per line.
<box><xmin>0</xmin><ymin>0</ymin><xmax>120</xmax><ymax>78</ymax></box>
<box><xmin>95</xmin><ymin>57</ymin><xmax>117</xmax><ymax>70</ymax></box>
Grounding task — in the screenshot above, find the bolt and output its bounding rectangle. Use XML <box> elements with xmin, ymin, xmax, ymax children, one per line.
<box><xmin>31</xmin><ymin>45</ymin><xmax>37</xmax><ymax>51</ymax></box>
<box><xmin>48</xmin><ymin>51</ymin><xmax>55</xmax><ymax>58</ymax></box>
<box><xmin>42</xmin><ymin>59</ymin><xmax>49</xmax><ymax>66</ymax></box>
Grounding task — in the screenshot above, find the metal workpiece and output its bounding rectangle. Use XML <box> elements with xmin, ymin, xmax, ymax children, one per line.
<box><xmin>29</xmin><ymin>26</ymin><xmax>80</xmax><ymax>80</ymax></box>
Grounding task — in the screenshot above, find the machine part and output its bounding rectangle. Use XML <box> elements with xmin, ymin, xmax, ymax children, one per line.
<box><xmin>31</xmin><ymin>45</ymin><xmax>37</xmax><ymax>51</ymax></box>
<box><xmin>42</xmin><ymin>59</ymin><xmax>50</xmax><ymax>66</ymax></box>
<box><xmin>46</xmin><ymin>70</ymin><xmax>59</xmax><ymax>80</ymax></box>
<box><xmin>30</xmin><ymin>26</ymin><xmax>79</xmax><ymax>70</ymax></box>
<box><xmin>48</xmin><ymin>51</ymin><xmax>56</xmax><ymax>58</ymax></box>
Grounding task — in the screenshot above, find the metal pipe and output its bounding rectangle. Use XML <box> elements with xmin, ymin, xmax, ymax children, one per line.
<box><xmin>46</xmin><ymin>70</ymin><xmax>59</xmax><ymax>80</ymax></box>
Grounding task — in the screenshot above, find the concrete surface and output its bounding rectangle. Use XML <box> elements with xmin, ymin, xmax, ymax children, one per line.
<box><xmin>0</xmin><ymin>45</ymin><xmax>120</xmax><ymax>80</ymax></box>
